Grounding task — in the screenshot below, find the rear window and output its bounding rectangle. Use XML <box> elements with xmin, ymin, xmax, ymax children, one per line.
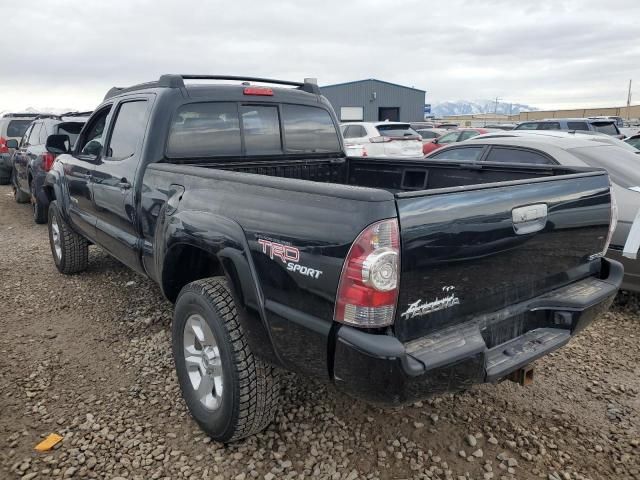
<box><xmin>167</xmin><ymin>102</ymin><xmax>340</xmax><ymax>158</ymax></box>
<box><xmin>7</xmin><ymin>120</ymin><xmax>32</xmax><ymax>138</ymax></box>
<box><xmin>376</xmin><ymin>124</ymin><xmax>418</xmax><ymax>138</ymax></box>
<box><xmin>570</xmin><ymin>145</ymin><xmax>640</xmax><ymax>188</ymax></box>
<box><xmin>592</xmin><ymin>122</ymin><xmax>618</xmax><ymax>136</ymax></box>
<box><xmin>57</xmin><ymin>122</ymin><xmax>85</xmax><ymax>148</ymax></box>
<box><xmin>281</xmin><ymin>104</ymin><xmax>340</xmax><ymax>153</ymax></box>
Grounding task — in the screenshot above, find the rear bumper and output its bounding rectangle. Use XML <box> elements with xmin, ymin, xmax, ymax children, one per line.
<box><xmin>332</xmin><ymin>258</ymin><xmax>623</xmax><ymax>405</ymax></box>
<box><xmin>606</xmin><ymin>248</ymin><xmax>640</xmax><ymax>293</ymax></box>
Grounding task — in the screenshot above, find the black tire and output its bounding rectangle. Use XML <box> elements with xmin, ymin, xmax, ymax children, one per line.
<box><xmin>48</xmin><ymin>200</ymin><xmax>89</xmax><ymax>274</ymax></box>
<box><xmin>172</xmin><ymin>277</ymin><xmax>280</xmax><ymax>442</ymax></box>
<box><xmin>12</xmin><ymin>173</ymin><xmax>29</xmax><ymax>203</ymax></box>
<box><xmin>31</xmin><ymin>181</ymin><xmax>47</xmax><ymax>224</ymax></box>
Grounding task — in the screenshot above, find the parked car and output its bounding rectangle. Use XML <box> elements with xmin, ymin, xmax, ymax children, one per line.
<box><xmin>425</xmin><ymin>130</ymin><xmax>639</xmax><ymax>291</ymax></box>
<box><xmin>625</xmin><ymin>133</ymin><xmax>640</xmax><ymax>149</ymax></box>
<box><xmin>43</xmin><ymin>74</ymin><xmax>620</xmax><ymax>442</ymax></box>
<box><xmin>340</xmin><ymin>121</ymin><xmax>423</xmax><ymax>157</ymax></box>
<box><xmin>0</xmin><ymin>113</ymin><xmax>40</xmax><ymax>184</ymax></box>
<box><xmin>415</xmin><ymin>128</ymin><xmax>447</xmax><ymax>140</ymax></box>
<box><xmin>514</xmin><ymin>118</ymin><xmax>625</xmax><ymax>139</ymax></box>
<box><xmin>11</xmin><ymin>113</ymin><xmax>90</xmax><ymax>223</ymax></box>
<box><xmin>422</xmin><ymin>127</ymin><xmax>491</xmax><ymax>155</ymax></box>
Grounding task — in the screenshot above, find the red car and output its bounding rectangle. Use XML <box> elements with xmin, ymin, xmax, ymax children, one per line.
<box><xmin>422</xmin><ymin>128</ymin><xmax>491</xmax><ymax>155</ymax></box>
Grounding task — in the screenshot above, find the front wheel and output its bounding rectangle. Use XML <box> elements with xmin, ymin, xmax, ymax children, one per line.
<box><xmin>48</xmin><ymin>200</ymin><xmax>89</xmax><ymax>274</ymax></box>
<box><xmin>172</xmin><ymin>277</ymin><xmax>280</xmax><ymax>442</ymax></box>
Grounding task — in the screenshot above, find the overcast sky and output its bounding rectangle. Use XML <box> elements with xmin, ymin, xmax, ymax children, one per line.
<box><xmin>1</xmin><ymin>0</ymin><xmax>638</xmax><ymax>112</ymax></box>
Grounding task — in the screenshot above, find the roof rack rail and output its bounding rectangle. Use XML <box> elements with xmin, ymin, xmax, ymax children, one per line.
<box><xmin>103</xmin><ymin>74</ymin><xmax>321</xmax><ymax>101</ymax></box>
<box><xmin>59</xmin><ymin>111</ymin><xmax>93</xmax><ymax>118</ymax></box>
<box><xmin>1</xmin><ymin>112</ymin><xmax>41</xmax><ymax>118</ymax></box>
<box><xmin>160</xmin><ymin>74</ymin><xmax>321</xmax><ymax>94</ymax></box>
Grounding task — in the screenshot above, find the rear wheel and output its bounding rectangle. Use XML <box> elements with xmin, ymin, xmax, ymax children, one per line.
<box><xmin>172</xmin><ymin>277</ymin><xmax>280</xmax><ymax>442</ymax></box>
<box><xmin>12</xmin><ymin>172</ymin><xmax>29</xmax><ymax>203</ymax></box>
<box><xmin>31</xmin><ymin>180</ymin><xmax>47</xmax><ymax>224</ymax></box>
<box><xmin>48</xmin><ymin>200</ymin><xmax>89</xmax><ymax>274</ymax></box>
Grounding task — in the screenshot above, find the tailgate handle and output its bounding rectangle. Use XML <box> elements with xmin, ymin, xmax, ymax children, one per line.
<box><xmin>512</xmin><ymin>204</ymin><xmax>548</xmax><ymax>235</ymax></box>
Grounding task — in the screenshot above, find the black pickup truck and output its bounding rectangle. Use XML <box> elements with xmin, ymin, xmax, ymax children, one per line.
<box><xmin>43</xmin><ymin>74</ymin><xmax>622</xmax><ymax>441</ymax></box>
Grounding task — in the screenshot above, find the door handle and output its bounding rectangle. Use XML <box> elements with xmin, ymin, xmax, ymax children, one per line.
<box><xmin>118</xmin><ymin>180</ymin><xmax>132</xmax><ymax>190</ymax></box>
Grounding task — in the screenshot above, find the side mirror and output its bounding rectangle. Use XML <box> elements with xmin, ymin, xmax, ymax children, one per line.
<box><xmin>5</xmin><ymin>139</ymin><xmax>18</xmax><ymax>149</ymax></box>
<box><xmin>46</xmin><ymin>134</ymin><xmax>71</xmax><ymax>154</ymax></box>
<box><xmin>432</xmin><ymin>139</ymin><xmax>438</xmax><ymax>144</ymax></box>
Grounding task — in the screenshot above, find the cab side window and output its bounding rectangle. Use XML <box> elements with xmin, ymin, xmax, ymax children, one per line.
<box><xmin>78</xmin><ymin>107</ymin><xmax>112</xmax><ymax>157</ymax></box>
<box><xmin>104</xmin><ymin>101</ymin><xmax>149</xmax><ymax>160</ymax></box>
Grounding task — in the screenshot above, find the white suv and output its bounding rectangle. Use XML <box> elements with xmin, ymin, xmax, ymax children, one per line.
<box><xmin>340</xmin><ymin>122</ymin><xmax>423</xmax><ymax>158</ymax></box>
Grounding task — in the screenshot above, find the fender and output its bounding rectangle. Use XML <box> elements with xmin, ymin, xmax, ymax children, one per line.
<box><xmin>156</xmin><ymin>209</ymin><xmax>284</xmax><ymax>367</ymax></box>
<box><xmin>44</xmin><ymin>166</ymin><xmax>73</xmax><ymax>224</ymax></box>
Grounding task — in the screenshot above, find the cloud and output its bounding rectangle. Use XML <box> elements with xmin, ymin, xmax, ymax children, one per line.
<box><xmin>0</xmin><ymin>0</ymin><xmax>638</xmax><ymax>111</ymax></box>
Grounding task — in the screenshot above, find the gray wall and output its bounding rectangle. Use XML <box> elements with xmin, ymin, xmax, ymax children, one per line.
<box><xmin>320</xmin><ymin>79</ymin><xmax>425</xmax><ymax>122</ymax></box>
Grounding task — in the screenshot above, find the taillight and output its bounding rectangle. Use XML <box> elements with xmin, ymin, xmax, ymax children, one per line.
<box><xmin>601</xmin><ymin>186</ymin><xmax>618</xmax><ymax>256</ymax></box>
<box><xmin>0</xmin><ymin>137</ymin><xmax>7</xmax><ymax>154</ymax></box>
<box><xmin>243</xmin><ymin>87</ymin><xmax>273</xmax><ymax>96</ymax></box>
<box><xmin>370</xmin><ymin>136</ymin><xmax>392</xmax><ymax>143</ymax></box>
<box><xmin>334</xmin><ymin>219</ymin><xmax>400</xmax><ymax>327</ymax></box>
<box><xmin>42</xmin><ymin>153</ymin><xmax>56</xmax><ymax>171</ymax></box>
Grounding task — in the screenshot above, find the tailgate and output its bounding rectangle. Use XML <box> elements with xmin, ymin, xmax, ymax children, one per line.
<box><xmin>394</xmin><ymin>171</ymin><xmax>612</xmax><ymax>342</ymax></box>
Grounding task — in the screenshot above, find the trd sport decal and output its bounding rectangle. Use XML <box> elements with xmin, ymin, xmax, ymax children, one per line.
<box><xmin>258</xmin><ymin>239</ymin><xmax>323</xmax><ymax>279</ymax></box>
<box><xmin>400</xmin><ymin>286</ymin><xmax>460</xmax><ymax>319</ymax></box>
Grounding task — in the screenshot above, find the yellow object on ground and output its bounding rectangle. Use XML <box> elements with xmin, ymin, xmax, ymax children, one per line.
<box><xmin>35</xmin><ymin>433</ymin><xmax>63</xmax><ymax>452</ymax></box>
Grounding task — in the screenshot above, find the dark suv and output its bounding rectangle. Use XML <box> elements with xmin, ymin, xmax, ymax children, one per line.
<box><xmin>514</xmin><ymin>118</ymin><xmax>625</xmax><ymax>139</ymax></box>
<box><xmin>12</xmin><ymin>113</ymin><xmax>90</xmax><ymax>223</ymax></box>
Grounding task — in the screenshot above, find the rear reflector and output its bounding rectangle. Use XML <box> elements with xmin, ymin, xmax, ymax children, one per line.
<box><xmin>243</xmin><ymin>87</ymin><xmax>273</xmax><ymax>96</ymax></box>
<box><xmin>334</xmin><ymin>219</ymin><xmax>400</xmax><ymax>327</ymax></box>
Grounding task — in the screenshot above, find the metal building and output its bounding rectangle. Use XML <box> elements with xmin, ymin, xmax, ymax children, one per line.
<box><xmin>320</xmin><ymin>79</ymin><xmax>426</xmax><ymax>123</ymax></box>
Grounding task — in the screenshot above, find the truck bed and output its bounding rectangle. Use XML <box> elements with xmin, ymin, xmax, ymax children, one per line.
<box><xmin>180</xmin><ymin>156</ymin><xmax>582</xmax><ymax>194</ymax></box>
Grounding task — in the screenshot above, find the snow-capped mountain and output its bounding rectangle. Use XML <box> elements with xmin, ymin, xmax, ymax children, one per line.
<box><xmin>0</xmin><ymin>106</ymin><xmax>80</xmax><ymax>116</ymax></box>
<box><xmin>431</xmin><ymin>100</ymin><xmax>538</xmax><ymax>117</ymax></box>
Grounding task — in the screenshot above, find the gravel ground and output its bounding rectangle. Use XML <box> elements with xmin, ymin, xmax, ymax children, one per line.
<box><xmin>1</xmin><ymin>183</ymin><xmax>639</xmax><ymax>480</ymax></box>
